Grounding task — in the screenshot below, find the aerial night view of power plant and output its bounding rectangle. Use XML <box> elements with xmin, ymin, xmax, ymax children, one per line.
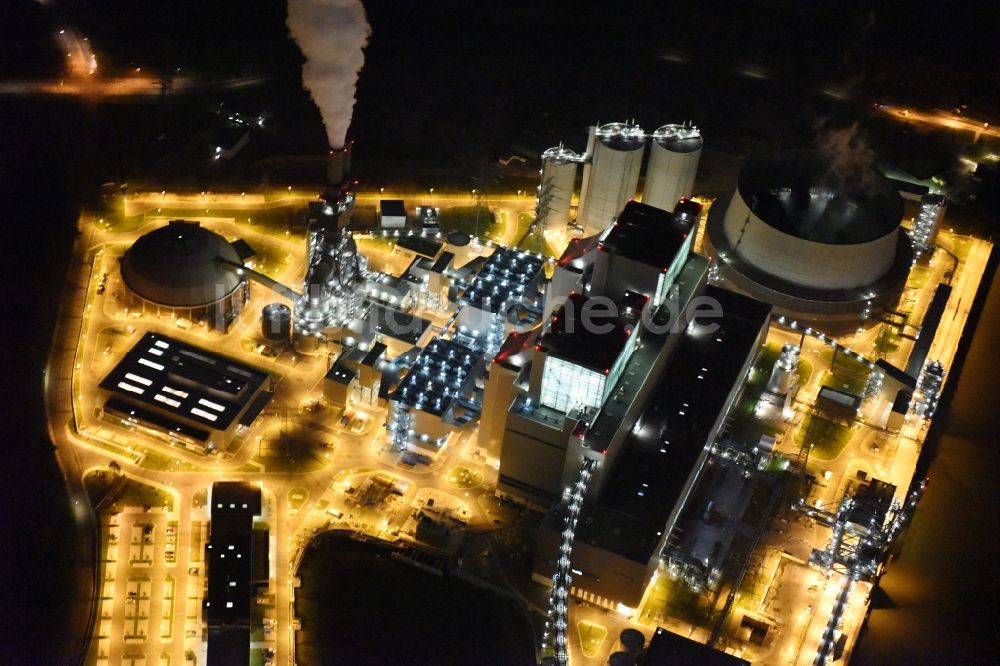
<box><xmin>3</xmin><ymin>1</ymin><xmax>1000</xmax><ymax>665</ymax></box>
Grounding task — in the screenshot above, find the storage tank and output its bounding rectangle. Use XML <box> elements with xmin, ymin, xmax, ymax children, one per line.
<box><xmin>643</xmin><ymin>124</ymin><xmax>703</xmax><ymax>212</ymax></box>
<box><xmin>766</xmin><ymin>343</ymin><xmax>800</xmax><ymax>396</ymax></box>
<box><xmin>294</xmin><ymin>330</ymin><xmax>320</xmax><ymax>354</ymax></box>
<box><xmin>261</xmin><ymin>303</ymin><xmax>292</xmax><ymax>342</ymax></box>
<box><xmin>577</xmin><ymin>122</ymin><xmax>646</xmax><ymax>235</ymax></box>
<box><xmin>539</xmin><ymin>145</ymin><xmax>580</xmax><ymax>233</ymax></box>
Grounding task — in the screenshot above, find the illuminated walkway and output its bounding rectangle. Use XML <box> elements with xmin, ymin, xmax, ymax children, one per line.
<box><xmin>541</xmin><ymin>457</ymin><xmax>597</xmax><ymax>664</ymax></box>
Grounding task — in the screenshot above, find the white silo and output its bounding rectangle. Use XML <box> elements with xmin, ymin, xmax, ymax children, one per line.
<box><xmin>642</xmin><ymin>124</ymin><xmax>703</xmax><ymax>213</ymax></box>
<box><xmin>577</xmin><ymin>122</ymin><xmax>646</xmax><ymax>235</ymax></box>
<box><xmin>538</xmin><ymin>145</ymin><xmax>580</xmax><ymax>233</ymax></box>
<box><xmin>766</xmin><ymin>343</ymin><xmax>801</xmax><ymax>397</ymax></box>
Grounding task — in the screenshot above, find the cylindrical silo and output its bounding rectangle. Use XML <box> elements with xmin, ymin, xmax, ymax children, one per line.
<box><xmin>577</xmin><ymin>122</ymin><xmax>646</xmax><ymax>235</ymax></box>
<box><xmin>261</xmin><ymin>303</ymin><xmax>292</xmax><ymax>342</ymax></box>
<box><xmin>643</xmin><ymin>124</ymin><xmax>703</xmax><ymax>213</ymax></box>
<box><xmin>538</xmin><ymin>146</ymin><xmax>579</xmax><ymax>233</ymax></box>
<box><xmin>766</xmin><ymin>343</ymin><xmax>800</xmax><ymax>396</ymax></box>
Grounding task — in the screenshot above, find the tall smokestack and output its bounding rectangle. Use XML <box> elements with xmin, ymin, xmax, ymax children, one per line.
<box><xmin>326</xmin><ymin>140</ymin><xmax>353</xmax><ymax>185</ymax></box>
<box><xmin>327</xmin><ymin>147</ymin><xmax>345</xmax><ymax>185</ymax></box>
<box><xmin>287</xmin><ymin>0</ymin><xmax>371</xmax><ymax>150</ymax></box>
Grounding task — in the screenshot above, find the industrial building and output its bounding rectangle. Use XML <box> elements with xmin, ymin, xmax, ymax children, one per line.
<box><xmin>204</xmin><ymin>482</ymin><xmax>266</xmax><ymax>666</ymax></box>
<box><xmin>640</xmin><ymin>627</ymin><xmax>750</xmax><ymax>666</ymax></box>
<box><xmin>98</xmin><ymin>332</ymin><xmax>272</xmax><ymax>453</ymax></box>
<box><xmin>705</xmin><ymin>149</ymin><xmax>913</xmax><ymax>323</ymax></box>
<box><xmin>496</xmin><ymin>200</ymin><xmax>705</xmax><ymax>509</ymax></box>
<box><xmin>387</xmin><ymin>335</ymin><xmax>486</xmax><ymax>453</ymax></box>
<box><xmin>341</xmin><ymin>299</ymin><xmax>433</xmax><ymax>357</ymax></box>
<box><xmin>479</xmin><ymin>191</ymin><xmax>774</xmax><ymax>613</ymax></box>
<box><xmin>378</xmin><ymin>199</ymin><xmax>407</xmax><ymax>228</ymax></box>
<box><xmin>295</xmin><ymin>189</ymin><xmax>367</xmax><ymax>338</ymax></box>
<box><xmin>533</xmin><ymin>287</ymin><xmax>771</xmax><ymax>607</ymax></box>
<box><xmin>458</xmin><ymin>245</ymin><xmax>545</xmax><ymax>337</ymax></box>
<box><xmin>120</xmin><ymin>221</ymin><xmax>251</xmax><ymax>332</ymax></box>
<box><xmin>911</xmin><ymin>193</ymin><xmax>946</xmax><ymax>256</ymax></box>
<box><xmin>322</xmin><ymin>341</ymin><xmax>387</xmax><ymax>409</ymax></box>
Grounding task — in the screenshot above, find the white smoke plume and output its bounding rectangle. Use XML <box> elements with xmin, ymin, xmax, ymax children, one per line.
<box><xmin>814</xmin><ymin>122</ymin><xmax>881</xmax><ymax>195</ymax></box>
<box><xmin>287</xmin><ymin>0</ymin><xmax>371</xmax><ymax>149</ymax></box>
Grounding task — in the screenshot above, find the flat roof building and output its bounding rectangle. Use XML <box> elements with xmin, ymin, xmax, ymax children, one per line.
<box><xmin>641</xmin><ymin>627</ymin><xmax>750</xmax><ymax>665</ymax></box>
<box><xmin>389</xmin><ymin>335</ymin><xmax>486</xmax><ymax>451</ymax></box>
<box><xmin>459</xmin><ymin>246</ymin><xmax>545</xmax><ymax>334</ymax></box>
<box><xmin>395</xmin><ymin>235</ymin><xmax>443</xmax><ymax>260</ymax></box>
<box><xmin>379</xmin><ymin>199</ymin><xmax>407</xmax><ymax>228</ymax></box>
<box><xmin>205</xmin><ymin>482</ymin><xmax>263</xmax><ymax>666</ymax></box>
<box><xmin>591</xmin><ymin>200</ymin><xmax>697</xmax><ymax>306</ymax></box>
<box><xmin>906</xmin><ymin>283</ymin><xmax>951</xmax><ymax>377</ymax></box>
<box><xmin>534</xmin><ymin>287</ymin><xmax>771</xmax><ymax>607</ymax></box>
<box><xmin>98</xmin><ymin>332</ymin><xmax>272</xmax><ymax>453</ymax></box>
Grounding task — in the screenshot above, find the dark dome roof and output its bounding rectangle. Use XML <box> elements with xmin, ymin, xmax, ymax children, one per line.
<box><xmin>121</xmin><ymin>221</ymin><xmax>243</xmax><ymax>307</ymax></box>
<box><xmin>738</xmin><ymin>149</ymin><xmax>902</xmax><ymax>245</ymax></box>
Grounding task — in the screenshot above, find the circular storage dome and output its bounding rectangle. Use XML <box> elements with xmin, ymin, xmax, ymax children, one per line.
<box><xmin>122</xmin><ymin>221</ymin><xmax>243</xmax><ymax>307</ymax></box>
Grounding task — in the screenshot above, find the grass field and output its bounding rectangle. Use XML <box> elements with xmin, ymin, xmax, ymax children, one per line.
<box><xmin>438</xmin><ymin>205</ymin><xmax>499</xmax><ymax>241</ymax></box>
<box><xmin>637</xmin><ymin>571</ymin><xmax>711</xmax><ymax>629</ymax></box>
<box><xmin>577</xmin><ymin>621</ymin><xmax>607</xmax><ymax>658</ymax></box>
<box><xmin>952</xmin><ymin>235</ymin><xmax>974</xmax><ymax>261</ymax></box>
<box><xmin>447</xmin><ymin>467</ymin><xmax>483</xmax><ymax>489</ymax></box>
<box><xmin>819</xmin><ymin>348</ymin><xmax>871</xmax><ymax>395</ymax></box>
<box><xmin>795</xmin><ymin>413</ymin><xmax>857</xmax><ymax>461</ymax></box>
<box><xmin>518</xmin><ymin>229</ymin><xmax>557</xmax><ymax>258</ymax></box>
<box><xmin>84</xmin><ymin>470</ymin><xmax>174</xmax><ymax>511</ymax></box>
<box><xmin>872</xmin><ymin>325</ymin><xmax>901</xmax><ymax>355</ymax></box>
<box><xmin>356</xmin><ymin>235</ymin><xmax>396</xmax><ymax>255</ymax></box>
<box><xmin>288</xmin><ymin>488</ymin><xmax>309</xmax><ymax>511</ymax></box>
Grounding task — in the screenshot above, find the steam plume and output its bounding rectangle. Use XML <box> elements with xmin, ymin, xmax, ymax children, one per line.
<box><xmin>287</xmin><ymin>0</ymin><xmax>371</xmax><ymax>149</ymax></box>
<box><xmin>814</xmin><ymin>122</ymin><xmax>880</xmax><ymax>194</ymax></box>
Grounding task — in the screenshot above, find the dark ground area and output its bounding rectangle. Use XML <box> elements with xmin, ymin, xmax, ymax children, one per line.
<box><xmin>295</xmin><ymin>535</ymin><xmax>534</xmax><ymax>665</ymax></box>
<box><xmin>1</xmin><ymin>0</ymin><xmax>999</xmax><ymax>663</ymax></box>
<box><xmin>0</xmin><ymin>95</ymin><xmax>88</xmax><ymax>664</ymax></box>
